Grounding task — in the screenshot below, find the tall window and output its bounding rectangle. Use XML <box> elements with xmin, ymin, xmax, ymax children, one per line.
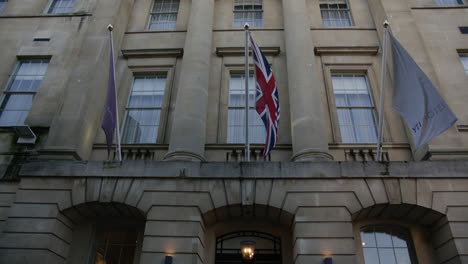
<box><xmin>361</xmin><ymin>225</ymin><xmax>417</xmax><ymax>264</ymax></box>
<box><xmin>47</xmin><ymin>0</ymin><xmax>75</xmax><ymax>14</ymax></box>
<box><xmin>0</xmin><ymin>60</ymin><xmax>49</xmax><ymax>126</ymax></box>
<box><xmin>460</xmin><ymin>55</ymin><xmax>468</xmax><ymax>74</ymax></box>
<box><xmin>228</xmin><ymin>74</ymin><xmax>265</xmax><ymax>143</ymax></box>
<box><xmin>233</xmin><ymin>0</ymin><xmax>263</xmax><ymax>28</ymax></box>
<box><xmin>148</xmin><ymin>0</ymin><xmax>180</xmax><ymax>30</ymax></box>
<box><xmin>0</xmin><ymin>0</ymin><xmax>7</xmax><ymax>13</ymax></box>
<box><xmin>332</xmin><ymin>74</ymin><xmax>378</xmax><ymax>143</ymax></box>
<box><xmin>122</xmin><ymin>75</ymin><xmax>167</xmax><ymax>144</ymax></box>
<box><xmin>320</xmin><ymin>0</ymin><xmax>353</xmax><ymax>27</ymax></box>
<box><xmin>436</xmin><ymin>0</ymin><xmax>464</xmax><ymax>5</ymax></box>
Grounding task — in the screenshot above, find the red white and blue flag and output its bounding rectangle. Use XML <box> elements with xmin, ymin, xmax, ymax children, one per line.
<box><xmin>249</xmin><ymin>33</ymin><xmax>280</xmax><ymax>156</ymax></box>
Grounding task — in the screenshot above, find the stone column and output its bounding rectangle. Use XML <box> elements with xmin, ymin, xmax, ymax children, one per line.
<box><xmin>164</xmin><ymin>0</ymin><xmax>215</xmax><ymax>161</ymax></box>
<box><xmin>282</xmin><ymin>0</ymin><xmax>332</xmax><ymax>161</ymax></box>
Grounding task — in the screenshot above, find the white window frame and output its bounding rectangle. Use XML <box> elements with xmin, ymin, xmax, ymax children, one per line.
<box><xmin>435</xmin><ymin>0</ymin><xmax>465</xmax><ymax>6</ymax></box>
<box><xmin>233</xmin><ymin>0</ymin><xmax>264</xmax><ymax>28</ymax></box>
<box><xmin>319</xmin><ymin>0</ymin><xmax>354</xmax><ymax>27</ymax></box>
<box><xmin>46</xmin><ymin>0</ymin><xmax>75</xmax><ymax>14</ymax></box>
<box><xmin>0</xmin><ymin>59</ymin><xmax>49</xmax><ymax>127</ymax></box>
<box><xmin>227</xmin><ymin>72</ymin><xmax>266</xmax><ymax>144</ymax></box>
<box><xmin>121</xmin><ymin>72</ymin><xmax>171</xmax><ymax>144</ymax></box>
<box><xmin>148</xmin><ymin>0</ymin><xmax>180</xmax><ymax>30</ymax></box>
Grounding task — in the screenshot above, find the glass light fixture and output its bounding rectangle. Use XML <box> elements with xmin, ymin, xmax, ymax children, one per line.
<box><xmin>240</xmin><ymin>240</ymin><xmax>255</xmax><ymax>260</ymax></box>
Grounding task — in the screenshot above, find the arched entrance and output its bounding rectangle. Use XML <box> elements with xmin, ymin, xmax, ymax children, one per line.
<box><xmin>215</xmin><ymin>231</ymin><xmax>282</xmax><ymax>264</ymax></box>
<box><xmin>63</xmin><ymin>202</ymin><xmax>146</xmax><ymax>264</ymax></box>
<box><xmin>352</xmin><ymin>203</ymin><xmax>460</xmax><ymax>264</ymax></box>
<box><xmin>203</xmin><ymin>204</ymin><xmax>293</xmax><ymax>264</ymax></box>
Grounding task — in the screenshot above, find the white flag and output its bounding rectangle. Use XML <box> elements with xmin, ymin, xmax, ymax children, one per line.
<box><xmin>390</xmin><ymin>32</ymin><xmax>457</xmax><ymax>149</ymax></box>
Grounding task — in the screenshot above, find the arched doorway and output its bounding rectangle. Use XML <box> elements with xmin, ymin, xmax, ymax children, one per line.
<box><xmin>215</xmin><ymin>231</ymin><xmax>282</xmax><ymax>264</ymax></box>
<box><xmin>203</xmin><ymin>204</ymin><xmax>293</xmax><ymax>264</ymax></box>
<box><xmin>352</xmin><ymin>203</ymin><xmax>459</xmax><ymax>264</ymax></box>
<box><xmin>63</xmin><ymin>202</ymin><xmax>146</xmax><ymax>264</ymax></box>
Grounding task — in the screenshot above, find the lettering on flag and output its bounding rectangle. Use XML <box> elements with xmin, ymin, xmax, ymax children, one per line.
<box><xmin>390</xmin><ymin>33</ymin><xmax>457</xmax><ymax>149</ymax></box>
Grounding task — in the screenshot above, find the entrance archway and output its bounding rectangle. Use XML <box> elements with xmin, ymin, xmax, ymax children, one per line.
<box><xmin>215</xmin><ymin>231</ymin><xmax>282</xmax><ymax>264</ymax></box>
<box><xmin>203</xmin><ymin>204</ymin><xmax>293</xmax><ymax>264</ymax></box>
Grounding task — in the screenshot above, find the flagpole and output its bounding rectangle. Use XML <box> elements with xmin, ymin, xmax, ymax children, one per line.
<box><xmin>108</xmin><ymin>24</ymin><xmax>122</xmax><ymax>162</ymax></box>
<box><xmin>376</xmin><ymin>20</ymin><xmax>389</xmax><ymax>162</ymax></box>
<box><xmin>244</xmin><ymin>23</ymin><xmax>250</xmax><ymax>162</ymax></box>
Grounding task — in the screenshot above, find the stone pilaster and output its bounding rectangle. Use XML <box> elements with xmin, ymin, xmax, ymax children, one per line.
<box><xmin>139</xmin><ymin>206</ymin><xmax>206</xmax><ymax>264</ymax></box>
<box><xmin>293</xmin><ymin>207</ymin><xmax>356</xmax><ymax>263</ymax></box>
<box><xmin>164</xmin><ymin>0</ymin><xmax>215</xmax><ymax>161</ymax></box>
<box><xmin>42</xmin><ymin>0</ymin><xmax>135</xmax><ymax>160</ymax></box>
<box><xmin>281</xmin><ymin>0</ymin><xmax>332</xmax><ymax>161</ymax></box>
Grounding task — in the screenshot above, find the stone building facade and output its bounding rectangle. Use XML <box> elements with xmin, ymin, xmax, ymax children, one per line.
<box><xmin>0</xmin><ymin>0</ymin><xmax>467</xmax><ymax>263</ymax></box>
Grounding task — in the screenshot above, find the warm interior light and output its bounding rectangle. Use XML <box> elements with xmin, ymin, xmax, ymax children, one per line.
<box><xmin>240</xmin><ymin>241</ymin><xmax>255</xmax><ymax>260</ymax></box>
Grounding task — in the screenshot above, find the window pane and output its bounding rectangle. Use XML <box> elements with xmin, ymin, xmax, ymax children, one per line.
<box><xmin>149</xmin><ymin>0</ymin><xmax>180</xmax><ymax>30</ymax></box>
<box><xmin>460</xmin><ymin>55</ymin><xmax>468</xmax><ymax>74</ymax></box>
<box><xmin>0</xmin><ymin>110</ymin><xmax>29</xmax><ymax>126</ymax></box>
<box><xmin>1</xmin><ymin>94</ymin><xmax>34</xmax><ymax>111</ymax></box>
<box><xmin>93</xmin><ymin>229</ymin><xmax>142</xmax><ymax>264</ymax></box>
<box><xmin>0</xmin><ymin>60</ymin><xmax>49</xmax><ymax>126</ymax></box>
<box><xmin>361</xmin><ymin>226</ymin><xmax>416</xmax><ymax>264</ymax></box>
<box><xmin>375</xmin><ymin>230</ymin><xmax>393</xmax><ymax>247</ymax></box>
<box><xmin>361</xmin><ymin>230</ymin><xmax>377</xmax><ymax>247</ymax></box>
<box><xmin>10</xmin><ymin>61</ymin><xmax>48</xmax><ymax>92</ymax></box>
<box><xmin>332</xmin><ymin>75</ymin><xmax>372</xmax><ymax>107</ymax></box>
<box><xmin>228</xmin><ymin>74</ymin><xmax>265</xmax><ymax>143</ymax></box>
<box><xmin>122</xmin><ymin>75</ymin><xmax>166</xmax><ymax>144</ymax></box>
<box><xmin>128</xmin><ymin>77</ymin><xmax>165</xmax><ymax>108</ymax></box>
<box><xmin>394</xmin><ymin>248</ymin><xmax>412</xmax><ymax>264</ymax></box>
<box><xmin>351</xmin><ymin>109</ymin><xmax>378</xmax><ymax>143</ymax></box>
<box><xmin>0</xmin><ymin>1</ymin><xmax>6</xmax><ymax>13</ymax></box>
<box><xmin>363</xmin><ymin>248</ymin><xmax>380</xmax><ymax>264</ymax></box>
<box><xmin>436</xmin><ymin>0</ymin><xmax>464</xmax><ymax>5</ymax></box>
<box><xmin>392</xmin><ymin>233</ymin><xmax>409</xmax><ymax>248</ymax></box>
<box><xmin>122</xmin><ymin>109</ymin><xmax>160</xmax><ymax>144</ymax></box>
<box><xmin>320</xmin><ymin>0</ymin><xmax>353</xmax><ymax>27</ymax></box>
<box><xmin>378</xmin><ymin>248</ymin><xmax>397</xmax><ymax>264</ymax></box>
<box><xmin>48</xmin><ymin>0</ymin><xmax>75</xmax><ymax>14</ymax></box>
<box><xmin>333</xmin><ymin>75</ymin><xmax>378</xmax><ymax>143</ymax></box>
<box><xmin>233</xmin><ymin>0</ymin><xmax>263</xmax><ymax>27</ymax></box>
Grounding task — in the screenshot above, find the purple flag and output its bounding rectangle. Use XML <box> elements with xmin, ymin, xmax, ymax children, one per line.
<box><xmin>101</xmin><ymin>31</ymin><xmax>117</xmax><ymax>156</ymax></box>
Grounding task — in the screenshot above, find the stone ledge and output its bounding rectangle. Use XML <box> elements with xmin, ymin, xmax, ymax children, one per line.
<box><xmin>121</xmin><ymin>48</ymin><xmax>184</xmax><ymax>59</ymax></box>
<box><xmin>314</xmin><ymin>46</ymin><xmax>379</xmax><ymax>55</ymax></box>
<box><xmin>18</xmin><ymin>160</ymin><xmax>468</xmax><ymax>179</ymax></box>
<box><xmin>0</xmin><ymin>13</ymin><xmax>92</xmax><ymax>18</ymax></box>
<box><xmin>411</xmin><ymin>5</ymin><xmax>468</xmax><ymax>9</ymax></box>
<box><xmin>216</xmin><ymin>47</ymin><xmax>280</xmax><ymax>57</ymax></box>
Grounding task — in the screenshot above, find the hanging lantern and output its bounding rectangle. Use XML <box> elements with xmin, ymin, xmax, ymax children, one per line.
<box><xmin>240</xmin><ymin>240</ymin><xmax>255</xmax><ymax>260</ymax></box>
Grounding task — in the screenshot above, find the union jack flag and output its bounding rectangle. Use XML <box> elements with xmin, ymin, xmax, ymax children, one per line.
<box><xmin>249</xmin><ymin>33</ymin><xmax>280</xmax><ymax>156</ymax></box>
